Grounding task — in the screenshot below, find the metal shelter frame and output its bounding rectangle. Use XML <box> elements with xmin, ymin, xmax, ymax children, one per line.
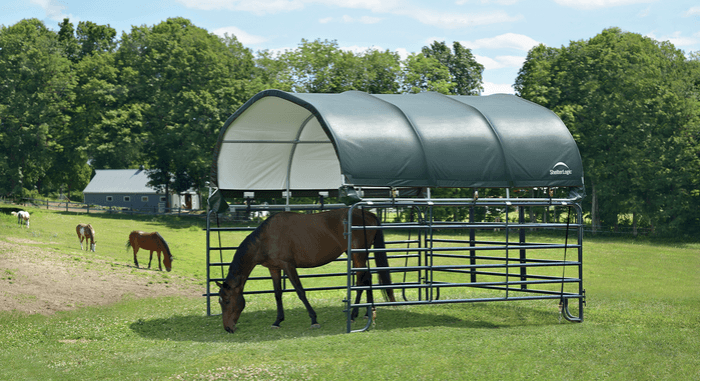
<box><xmin>204</xmin><ymin>189</ymin><xmax>585</xmax><ymax>333</ymax></box>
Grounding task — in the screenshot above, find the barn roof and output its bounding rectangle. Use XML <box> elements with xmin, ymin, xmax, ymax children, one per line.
<box><xmin>211</xmin><ymin>90</ymin><xmax>584</xmax><ymax>192</ymax></box>
<box><xmin>83</xmin><ymin>169</ymin><xmax>159</xmax><ymax>194</ymax></box>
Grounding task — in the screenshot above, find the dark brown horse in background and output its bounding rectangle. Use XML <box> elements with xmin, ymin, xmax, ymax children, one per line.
<box><xmin>126</xmin><ymin>231</ymin><xmax>174</xmax><ymax>272</ymax></box>
<box><xmin>216</xmin><ymin>208</ymin><xmax>395</xmax><ymax>333</ymax></box>
<box><xmin>76</xmin><ymin>223</ymin><xmax>97</xmax><ymax>252</ymax></box>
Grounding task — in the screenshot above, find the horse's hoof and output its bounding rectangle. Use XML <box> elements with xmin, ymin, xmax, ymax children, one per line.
<box><xmin>310</xmin><ymin>324</ymin><xmax>321</xmax><ymax>329</ymax></box>
<box><xmin>271</xmin><ymin>325</ymin><xmax>280</xmax><ymax>329</ymax></box>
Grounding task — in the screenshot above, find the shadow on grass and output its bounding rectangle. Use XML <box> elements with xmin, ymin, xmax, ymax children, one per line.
<box><xmin>129</xmin><ymin>302</ymin><xmax>561</xmax><ymax>343</ymax></box>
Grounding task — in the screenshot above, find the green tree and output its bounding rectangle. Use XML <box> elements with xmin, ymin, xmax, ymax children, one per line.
<box><xmin>422</xmin><ymin>41</ymin><xmax>484</xmax><ymax>95</ymax></box>
<box><xmin>274</xmin><ymin>39</ymin><xmax>358</xmax><ymax>93</ymax></box>
<box><xmin>515</xmin><ymin>28</ymin><xmax>700</xmax><ymax>238</ymax></box>
<box><xmin>402</xmin><ymin>52</ymin><xmax>452</xmax><ymax>94</ymax></box>
<box><xmin>356</xmin><ymin>48</ymin><xmax>402</xmax><ymax>94</ymax></box>
<box><xmin>49</xmin><ymin>19</ymin><xmax>119</xmax><ymax>198</ymax></box>
<box><xmin>0</xmin><ymin>19</ymin><xmax>75</xmax><ymax>196</ymax></box>
<box><xmin>115</xmin><ymin>17</ymin><xmax>262</xmax><ymax>207</ymax></box>
<box><xmin>261</xmin><ymin>40</ymin><xmax>403</xmax><ymax>94</ymax></box>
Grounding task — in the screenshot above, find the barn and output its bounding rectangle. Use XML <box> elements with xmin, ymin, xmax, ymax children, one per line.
<box><xmin>83</xmin><ymin>169</ymin><xmax>200</xmax><ymax>211</ymax></box>
<box><xmin>206</xmin><ymin>89</ymin><xmax>586</xmax><ymax>331</ymax></box>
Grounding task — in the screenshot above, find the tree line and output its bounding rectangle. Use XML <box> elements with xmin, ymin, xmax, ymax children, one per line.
<box><xmin>0</xmin><ymin>18</ymin><xmax>698</xmax><ymax>238</ymax></box>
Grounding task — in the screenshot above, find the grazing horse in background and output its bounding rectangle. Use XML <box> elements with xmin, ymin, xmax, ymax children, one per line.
<box><xmin>126</xmin><ymin>231</ymin><xmax>174</xmax><ymax>272</ymax></box>
<box><xmin>76</xmin><ymin>223</ymin><xmax>97</xmax><ymax>252</ymax></box>
<box><xmin>13</xmin><ymin>211</ymin><xmax>30</xmax><ymax>227</ymax></box>
<box><xmin>216</xmin><ymin>208</ymin><xmax>395</xmax><ymax>333</ymax></box>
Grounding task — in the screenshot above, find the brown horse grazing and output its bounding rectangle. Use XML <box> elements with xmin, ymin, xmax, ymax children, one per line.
<box><xmin>126</xmin><ymin>231</ymin><xmax>174</xmax><ymax>272</ymax></box>
<box><xmin>216</xmin><ymin>208</ymin><xmax>395</xmax><ymax>333</ymax></box>
<box><xmin>76</xmin><ymin>223</ymin><xmax>97</xmax><ymax>252</ymax></box>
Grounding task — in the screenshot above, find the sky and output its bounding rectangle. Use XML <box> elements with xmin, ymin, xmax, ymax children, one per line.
<box><xmin>1</xmin><ymin>0</ymin><xmax>700</xmax><ymax>95</ymax></box>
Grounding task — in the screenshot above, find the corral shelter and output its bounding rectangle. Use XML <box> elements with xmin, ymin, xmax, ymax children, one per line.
<box><xmin>83</xmin><ymin>169</ymin><xmax>200</xmax><ymax>210</ymax></box>
<box><xmin>206</xmin><ymin>89</ymin><xmax>587</xmax><ymax>328</ymax></box>
<box><xmin>210</xmin><ymin>89</ymin><xmax>584</xmax><ymax>198</ymax></box>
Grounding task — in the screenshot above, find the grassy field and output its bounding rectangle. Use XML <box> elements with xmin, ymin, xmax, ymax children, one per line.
<box><xmin>0</xmin><ymin>205</ymin><xmax>698</xmax><ymax>380</ymax></box>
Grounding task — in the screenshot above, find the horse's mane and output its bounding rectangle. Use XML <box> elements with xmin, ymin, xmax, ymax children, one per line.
<box><xmin>155</xmin><ymin>232</ymin><xmax>171</xmax><ymax>256</ymax></box>
<box><xmin>226</xmin><ymin>215</ymin><xmax>273</xmax><ymax>279</ymax></box>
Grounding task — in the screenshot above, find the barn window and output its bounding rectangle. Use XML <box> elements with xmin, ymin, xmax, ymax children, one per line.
<box><xmin>124</xmin><ymin>196</ymin><xmax>130</xmax><ymax>202</ymax></box>
<box><xmin>106</xmin><ymin>196</ymin><xmax>113</xmax><ymax>202</ymax></box>
<box><xmin>141</xmin><ymin>196</ymin><xmax>149</xmax><ymax>202</ymax></box>
<box><xmin>160</xmin><ymin>196</ymin><xmax>166</xmax><ymax>202</ymax></box>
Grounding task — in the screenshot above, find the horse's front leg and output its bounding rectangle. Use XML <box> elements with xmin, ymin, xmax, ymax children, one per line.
<box><xmin>157</xmin><ymin>250</ymin><xmax>162</xmax><ymax>271</ymax></box>
<box><xmin>282</xmin><ymin>264</ymin><xmax>319</xmax><ymax>328</ymax></box>
<box><xmin>269</xmin><ymin>268</ymin><xmax>285</xmax><ymax>328</ymax></box>
<box><xmin>147</xmin><ymin>250</ymin><xmax>154</xmax><ymax>269</ymax></box>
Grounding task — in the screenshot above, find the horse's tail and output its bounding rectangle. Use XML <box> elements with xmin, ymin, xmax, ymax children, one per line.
<box><xmin>125</xmin><ymin>239</ymin><xmax>132</xmax><ymax>251</ymax></box>
<box><xmin>372</xmin><ymin>218</ymin><xmax>395</xmax><ymax>303</ymax></box>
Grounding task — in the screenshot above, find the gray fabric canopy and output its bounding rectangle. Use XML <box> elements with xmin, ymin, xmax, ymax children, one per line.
<box><xmin>211</xmin><ymin>90</ymin><xmax>584</xmax><ymax>192</ymax></box>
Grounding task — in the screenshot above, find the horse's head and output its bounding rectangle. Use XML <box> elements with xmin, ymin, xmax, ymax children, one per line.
<box><xmin>91</xmin><ymin>241</ymin><xmax>97</xmax><ymax>252</ymax></box>
<box><xmin>163</xmin><ymin>252</ymin><xmax>174</xmax><ymax>272</ymax></box>
<box><xmin>158</xmin><ymin>235</ymin><xmax>174</xmax><ymax>272</ymax></box>
<box><xmin>216</xmin><ymin>277</ymin><xmax>246</xmax><ymax>333</ymax></box>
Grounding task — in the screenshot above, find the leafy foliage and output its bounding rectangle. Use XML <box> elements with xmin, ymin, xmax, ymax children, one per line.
<box><xmin>516</xmin><ymin>28</ymin><xmax>700</xmax><ymax>238</ymax></box>
<box><xmin>0</xmin><ymin>19</ymin><xmax>697</xmax><ymax>237</ymax></box>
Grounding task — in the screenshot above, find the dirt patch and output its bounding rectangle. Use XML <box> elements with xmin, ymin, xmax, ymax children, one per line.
<box><xmin>0</xmin><ymin>239</ymin><xmax>201</xmax><ymax>315</ymax></box>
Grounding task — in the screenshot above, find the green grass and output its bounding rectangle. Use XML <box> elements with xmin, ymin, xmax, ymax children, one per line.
<box><xmin>0</xmin><ymin>205</ymin><xmax>698</xmax><ymax>380</ymax></box>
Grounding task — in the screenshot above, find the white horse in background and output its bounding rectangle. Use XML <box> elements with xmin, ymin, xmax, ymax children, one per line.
<box><xmin>12</xmin><ymin>211</ymin><xmax>30</xmax><ymax>227</ymax></box>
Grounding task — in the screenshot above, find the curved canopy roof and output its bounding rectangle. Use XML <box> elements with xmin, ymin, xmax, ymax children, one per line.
<box><xmin>211</xmin><ymin>89</ymin><xmax>583</xmax><ymax>193</ymax></box>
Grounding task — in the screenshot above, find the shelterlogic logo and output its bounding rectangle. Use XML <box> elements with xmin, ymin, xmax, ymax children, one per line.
<box><xmin>550</xmin><ymin>162</ymin><xmax>572</xmax><ymax>176</ymax></box>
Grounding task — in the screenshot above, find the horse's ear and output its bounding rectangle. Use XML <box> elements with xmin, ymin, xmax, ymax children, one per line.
<box><xmin>215</xmin><ymin>281</ymin><xmax>224</xmax><ymax>289</ymax></box>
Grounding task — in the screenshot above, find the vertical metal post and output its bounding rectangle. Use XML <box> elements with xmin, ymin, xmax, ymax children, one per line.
<box><xmin>504</xmin><ymin>189</ymin><xmax>510</xmax><ymax>299</ymax></box>
<box><xmin>426</xmin><ymin>204</ymin><xmax>434</xmax><ymax>301</ymax></box>
<box><xmin>519</xmin><ymin>206</ymin><xmax>527</xmax><ymax>290</ymax></box>
<box><xmin>206</xmin><ymin>209</ymin><xmax>212</xmax><ymax>316</ymax></box>
<box><xmin>469</xmin><ymin>205</ymin><xmax>476</xmax><ymax>283</ymax></box>
<box><xmin>345</xmin><ymin>206</ymin><xmax>353</xmax><ymax>333</ymax></box>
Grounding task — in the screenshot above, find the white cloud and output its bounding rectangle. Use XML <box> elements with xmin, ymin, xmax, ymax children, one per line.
<box><xmin>29</xmin><ymin>0</ymin><xmax>71</xmax><ymax>21</ymax></box>
<box><xmin>410</xmin><ymin>9</ymin><xmax>522</xmax><ymax>28</ymax></box>
<box><xmin>320</xmin><ymin>15</ymin><xmax>382</xmax><ymax>24</ymax></box>
<box><xmin>175</xmin><ymin>0</ymin><xmax>304</xmax><ymax>15</ymax></box>
<box><xmin>340</xmin><ymin>45</ymin><xmax>384</xmax><ymax>54</ymax></box>
<box><xmin>457</xmin><ymin>0</ymin><xmax>521</xmax><ymax>4</ymax></box>
<box><xmin>481</xmin><ymin>82</ymin><xmax>515</xmax><ymax>95</ymax></box>
<box><xmin>553</xmin><ymin>0</ymin><xmax>655</xmax><ymax>10</ymax></box>
<box><xmin>684</xmin><ymin>6</ymin><xmax>700</xmax><ymax>17</ymax></box>
<box><xmin>647</xmin><ymin>31</ymin><xmax>700</xmax><ymax>49</ymax></box>
<box><xmin>212</xmin><ymin>26</ymin><xmax>269</xmax><ymax>45</ymax></box>
<box><xmin>462</xmin><ymin>33</ymin><xmax>539</xmax><ymax>51</ymax></box>
<box><xmin>475</xmin><ymin>54</ymin><xmax>525</xmax><ymax>70</ymax></box>
<box><xmin>177</xmin><ymin>0</ymin><xmax>521</xmax><ymax>28</ymax></box>
<box><xmin>395</xmin><ymin>47</ymin><xmax>410</xmax><ymax>60</ymax></box>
